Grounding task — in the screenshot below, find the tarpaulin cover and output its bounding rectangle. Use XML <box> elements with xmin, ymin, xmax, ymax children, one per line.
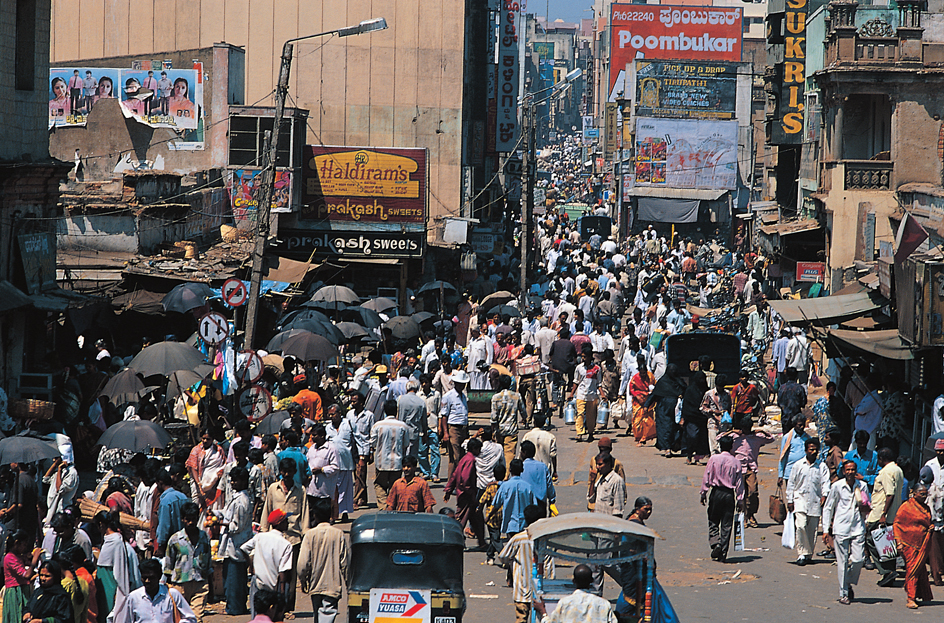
<box><xmin>0</xmin><ymin>280</ymin><xmax>34</xmax><ymax>313</ymax></box>
<box><xmin>825</xmin><ymin>328</ymin><xmax>914</xmax><ymax>360</ymax></box>
<box><xmin>637</xmin><ymin>197</ymin><xmax>699</xmax><ymax>223</ymax></box>
<box><xmin>768</xmin><ymin>291</ymin><xmax>883</xmax><ymax>326</ymax></box>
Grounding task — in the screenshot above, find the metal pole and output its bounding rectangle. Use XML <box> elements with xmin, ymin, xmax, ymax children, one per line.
<box><xmin>520</xmin><ymin>103</ymin><xmax>535</xmax><ymax>309</ymax></box>
<box><xmin>244</xmin><ymin>41</ymin><xmax>294</xmax><ymax>350</ymax></box>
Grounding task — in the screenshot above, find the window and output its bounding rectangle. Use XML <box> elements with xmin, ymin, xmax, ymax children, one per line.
<box><xmin>842</xmin><ymin>94</ymin><xmax>891</xmax><ymax>160</ymax></box>
<box><xmin>228</xmin><ymin>116</ymin><xmax>293</xmax><ymax>168</ymax></box>
<box><xmin>15</xmin><ymin>0</ymin><xmax>36</xmax><ymax>91</ymax></box>
<box><xmin>391</xmin><ymin>550</ymin><xmax>424</xmax><ymax>565</ymax></box>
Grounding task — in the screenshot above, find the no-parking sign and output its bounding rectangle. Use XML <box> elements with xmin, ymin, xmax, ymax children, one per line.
<box><xmin>236</xmin><ymin>350</ymin><xmax>264</xmax><ymax>384</ymax></box>
<box><xmin>237</xmin><ymin>385</ymin><xmax>272</xmax><ymax>422</ymax></box>
<box><xmin>369</xmin><ymin>589</ymin><xmax>430</xmax><ymax>623</ymax></box>
<box><xmin>221</xmin><ymin>278</ymin><xmax>248</xmax><ymax>307</ymax></box>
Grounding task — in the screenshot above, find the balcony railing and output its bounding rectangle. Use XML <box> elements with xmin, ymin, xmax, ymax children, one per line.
<box><xmin>844</xmin><ymin>160</ymin><xmax>893</xmax><ymax>190</ymax></box>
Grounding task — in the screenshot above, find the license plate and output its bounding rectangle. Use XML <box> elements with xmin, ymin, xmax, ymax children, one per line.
<box><xmin>434</xmin><ymin>618</ymin><xmax>457</xmax><ymax>623</ymax></box>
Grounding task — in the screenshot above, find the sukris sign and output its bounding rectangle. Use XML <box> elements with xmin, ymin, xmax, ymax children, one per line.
<box><xmin>272</xmin><ymin>230</ymin><xmax>425</xmax><ymax>259</ymax></box>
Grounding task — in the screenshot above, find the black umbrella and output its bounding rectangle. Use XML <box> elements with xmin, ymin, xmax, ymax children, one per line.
<box><xmin>98</xmin><ymin>368</ymin><xmax>153</xmax><ymax>405</ymax></box>
<box><xmin>281</xmin><ymin>308</ymin><xmax>332</xmax><ymax>326</ymax></box>
<box><xmin>281</xmin><ymin>318</ymin><xmax>345</xmax><ymax>345</ymax></box>
<box><xmin>279</xmin><ymin>332</ymin><xmax>340</xmax><ymax>362</ymax></box>
<box><xmin>488</xmin><ymin>304</ymin><xmax>522</xmax><ymax>318</ymax></box>
<box><xmin>481</xmin><ymin>290</ymin><xmax>516</xmax><ymax>309</ymax></box>
<box><xmin>340</xmin><ymin>306</ymin><xmax>384</xmax><ymax>329</ymax></box>
<box><xmin>335</xmin><ymin>322</ymin><xmax>369</xmax><ymax>340</ymax></box>
<box><xmin>97</xmin><ymin>420</ymin><xmax>172</xmax><ymax>453</ymax></box>
<box><xmin>128</xmin><ymin>342</ymin><xmax>207</xmax><ymax>377</ymax></box>
<box><xmin>417</xmin><ymin>280</ymin><xmax>457</xmax><ymax>294</ymax></box>
<box><xmin>255</xmin><ymin>410</ymin><xmax>291</xmax><ymax>435</ymax></box>
<box><xmin>0</xmin><ymin>435</ymin><xmax>60</xmax><ymax>464</ymax></box>
<box><xmin>164</xmin><ymin>369</ymin><xmax>207</xmax><ymax>405</ymax></box>
<box><xmin>411</xmin><ymin>311</ymin><xmax>437</xmax><ymax>324</ymax></box>
<box><xmin>161</xmin><ymin>283</ymin><xmax>214</xmax><ymax>313</ymax></box>
<box><xmin>266</xmin><ymin>329</ymin><xmax>313</xmax><ymax>353</ymax></box>
<box><xmin>362</xmin><ymin>297</ymin><xmax>398</xmax><ymax>313</ymax></box>
<box><xmin>384</xmin><ymin>316</ymin><xmax>421</xmax><ymax>341</ymax></box>
<box><xmin>309</xmin><ymin>285</ymin><xmax>360</xmax><ymax>311</ymax></box>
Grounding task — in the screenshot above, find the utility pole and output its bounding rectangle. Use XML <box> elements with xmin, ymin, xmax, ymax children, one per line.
<box><xmin>242</xmin><ymin>18</ymin><xmax>388</xmax><ymax>350</ymax></box>
<box><xmin>520</xmin><ymin>104</ymin><xmax>534</xmax><ymax>309</ymax></box>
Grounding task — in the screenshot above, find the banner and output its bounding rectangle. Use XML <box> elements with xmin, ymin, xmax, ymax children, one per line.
<box><xmin>119</xmin><ymin>68</ymin><xmax>202</xmax><ymax>130</ymax></box>
<box><xmin>496</xmin><ymin>0</ymin><xmax>520</xmax><ymax>152</ymax></box>
<box><xmin>49</xmin><ymin>67</ymin><xmax>121</xmax><ymax>128</ymax></box>
<box><xmin>609</xmin><ymin>4</ymin><xmax>742</xmax><ymax>98</ymax></box>
<box><xmin>301</xmin><ymin>146</ymin><xmax>428</xmax><ymax>230</ymax></box>
<box><xmin>634</xmin><ymin>117</ymin><xmax>738</xmax><ymax>189</ymax></box>
<box><xmin>227</xmin><ymin>170</ymin><xmax>293</xmax><ymax>222</ymax></box>
<box><xmin>635</xmin><ymin>60</ymin><xmax>737</xmax><ymax>119</ymax></box>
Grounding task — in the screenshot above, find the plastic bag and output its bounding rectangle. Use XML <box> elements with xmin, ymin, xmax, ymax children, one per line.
<box><xmin>782</xmin><ymin>512</ymin><xmax>796</xmax><ymax>549</ymax></box>
<box><xmin>870</xmin><ymin>525</ymin><xmax>898</xmax><ymax>562</ymax></box>
<box><xmin>733</xmin><ymin>512</ymin><xmax>746</xmax><ymax>552</ymax></box>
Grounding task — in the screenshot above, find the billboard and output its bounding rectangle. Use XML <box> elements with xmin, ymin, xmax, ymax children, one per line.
<box><xmin>771</xmin><ymin>0</ymin><xmax>808</xmax><ymax>144</ymax></box>
<box><xmin>609</xmin><ymin>5</ymin><xmax>742</xmax><ymax>98</ymax></box>
<box><xmin>635</xmin><ymin>60</ymin><xmax>737</xmax><ymax>119</ymax></box>
<box><xmin>227</xmin><ymin>170</ymin><xmax>293</xmax><ymax>222</ymax></box>
<box><xmin>50</xmin><ymin>66</ymin><xmax>202</xmax><ymax>130</ymax></box>
<box><xmin>301</xmin><ymin>146</ymin><xmax>428</xmax><ymax>231</ymax></box>
<box><xmin>496</xmin><ymin>1</ymin><xmax>521</xmax><ymax>152</ymax></box>
<box><xmin>634</xmin><ymin>117</ymin><xmax>738</xmax><ymax>189</ymax></box>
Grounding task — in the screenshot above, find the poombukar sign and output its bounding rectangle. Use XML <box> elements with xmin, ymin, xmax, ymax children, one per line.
<box><xmin>608</xmin><ymin>4</ymin><xmax>742</xmax><ymax>97</ymax></box>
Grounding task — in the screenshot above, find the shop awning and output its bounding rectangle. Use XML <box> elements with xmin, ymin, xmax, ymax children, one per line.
<box><xmin>825</xmin><ymin>328</ymin><xmax>914</xmax><ymax>360</ymax></box>
<box><xmin>768</xmin><ymin>290</ymin><xmax>885</xmax><ymax>326</ymax></box>
<box><xmin>30</xmin><ymin>287</ymin><xmax>92</xmax><ymax>312</ymax></box>
<box><xmin>627</xmin><ymin>187</ymin><xmax>727</xmax><ymax>200</ymax></box>
<box><xmin>264</xmin><ymin>256</ymin><xmax>318</xmax><ymax>284</ymax></box>
<box><xmin>0</xmin><ymin>280</ymin><xmax>33</xmax><ymax>313</ymax></box>
<box><xmin>758</xmin><ymin>219</ymin><xmax>822</xmax><ymax>236</ymax></box>
<box><xmin>637</xmin><ymin>197</ymin><xmax>699</xmax><ymax>223</ymax></box>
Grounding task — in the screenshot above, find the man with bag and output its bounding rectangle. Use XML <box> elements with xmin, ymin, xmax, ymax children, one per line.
<box><xmin>700</xmin><ymin>436</ymin><xmax>744</xmax><ymax>562</ymax></box>
<box><xmin>823</xmin><ymin>460</ymin><xmax>872</xmax><ymax>604</ymax></box>
<box><xmin>866</xmin><ymin>447</ymin><xmax>903</xmax><ymax>587</ymax></box>
<box><xmin>786</xmin><ymin>438</ymin><xmax>830</xmax><ymax>565</ymax></box>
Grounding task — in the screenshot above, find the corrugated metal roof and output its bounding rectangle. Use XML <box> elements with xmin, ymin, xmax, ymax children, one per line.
<box><xmin>626</xmin><ymin>187</ymin><xmax>727</xmax><ymax>200</ymax></box>
<box><xmin>769</xmin><ymin>290</ymin><xmax>884</xmax><ymax>325</ymax></box>
<box><xmin>759</xmin><ymin>218</ymin><xmax>822</xmax><ymax>236</ymax></box>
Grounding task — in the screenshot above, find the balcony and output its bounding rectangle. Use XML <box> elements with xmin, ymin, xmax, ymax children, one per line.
<box><xmin>844</xmin><ymin>160</ymin><xmax>893</xmax><ymax>190</ymax></box>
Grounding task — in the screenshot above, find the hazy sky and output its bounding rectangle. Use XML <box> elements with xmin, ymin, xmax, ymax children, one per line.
<box><xmin>530</xmin><ymin>0</ymin><xmax>594</xmax><ymax>24</ymax></box>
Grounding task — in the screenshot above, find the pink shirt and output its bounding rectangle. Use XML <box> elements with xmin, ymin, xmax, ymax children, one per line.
<box><xmin>3</xmin><ymin>552</ymin><xmax>30</xmax><ymax>588</ymax></box>
<box><xmin>700</xmin><ymin>452</ymin><xmax>745</xmax><ymax>503</ymax></box>
<box><xmin>730</xmin><ymin>431</ymin><xmax>776</xmax><ymax>473</ymax></box>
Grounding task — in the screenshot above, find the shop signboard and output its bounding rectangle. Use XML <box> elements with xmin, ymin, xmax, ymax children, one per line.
<box><xmin>301</xmin><ymin>146</ymin><xmax>427</xmax><ymax>232</ymax></box>
<box><xmin>18</xmin><ymin>233</ymin><xmax>57</xmax><ymax>295</ymax></box>
<box><xmin>271</xmin><ymin>229</ymin><xmax>425</xmax><ymax>259</ymax></box>
<box><xmin>634</xmin><ymin>117</ymin><xmax>737</xmax><ymax>189</ymax></box>
<box><xmin>609</xmin><ymin>4</ymin><xmax>742</xmax><ymax>98</ymax></box>
<box><xmin>496</xmin><ymin>0</ymin><xmax>520</xmax><ymax>151</ymax></box>
<box><xmin>795</xmin><ymin>261</ymin><xmax>826</xmax><ymax>282</ymax></box>
<box><xmin>635</xmin><ymin>60</ymin><xmax>738</xmax><ymax>119</ymax></box>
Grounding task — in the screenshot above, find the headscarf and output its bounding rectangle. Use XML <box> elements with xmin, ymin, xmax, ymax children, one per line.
<box><xmin>682</xmin><ymin>371</ymin><xmax>710</xmax><ymax>422</ymax></box>
<box><xmin>652</xmin><ymin>363</ymin><xmax>684</xmax><ymax>399</ymax></box>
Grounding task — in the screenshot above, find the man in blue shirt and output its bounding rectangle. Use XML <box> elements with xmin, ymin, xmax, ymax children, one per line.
<box><xmin>844</xmin><ymin>429</ymin><xmax>879</xmax><ymax>489</ymax></box>
<box><xmin>520</xmin><ymin>441</ymin><xmax>555</xmax><ymax>513</ymax></box>
<box><xmin>778</xmin><ymin>414</ymin><xmax>811</xmax><ymax>486</ymax></box>
<box><xmin>490</xmin><ymin>459</ymin><xmax>537</xmax><ymax>535</ymax></box>
<box><xmin>155</xmin><ymin>467</ymin><xmax>188</xmax><ymax>556</ymax></box>
<box><xmin>277</xmin><ymin>430</ymin><xmax>312</xmax><ymax>489</ymax></box>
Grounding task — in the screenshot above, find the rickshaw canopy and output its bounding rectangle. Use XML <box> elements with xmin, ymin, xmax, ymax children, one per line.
<box><xmin>528</xmin><ymin>512</ymin><xmax>657</xmax><ymax>566</ymax></box>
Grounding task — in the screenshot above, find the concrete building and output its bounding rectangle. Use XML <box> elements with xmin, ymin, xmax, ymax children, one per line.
<box><xmin>49</xmin><ymin>0</ymin><xmax>492</xmax><ymax>248</ymax></box>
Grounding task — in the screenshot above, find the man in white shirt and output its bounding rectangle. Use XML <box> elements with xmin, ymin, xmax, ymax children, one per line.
<box><xmin>932</xmin><ymin>393</ymin><xmax>944</xmax><ymax>435</ymax></box>
<box><xmin>822</xmin><ymin>460</ymin><xmax>871</xmax><ymax>604</ymax></box>
<box><xmin>570</xmin><ymin>348</ymin><xmax>602</xmax><ymax>443</ymax></box>
<box><xmin>589</xmin><ymin>322</ymin><xmax>615</xmax><ymax>354</ymax></box>
<box><xmin>535</xmin><ymin>318</ymin><xmax>557</xmax><ymax>365</ymax></box>
<box><xmin>241</xmin><ymin>509</ymin><xmax>294</xmax><ymax>616</ymax></box>
<box><xmin>785</xmin><ymin>329</ymin><xmax>810</xmax><ymax>383</ymax></box>
<box><xmin>853</xmin><ymin>373</ymin><xmax>884</xmax><ymax>450</ymax></box>
<box><xmin>369</xmin><ymin>400</ymin><xmax>412</xmax><ymax>507</ymax></box>
<box><xmin>786</xmin><ymin>438</ymin><xmax>830</xmax><ymax>565</ymax></box>
<box><xmin>125</xmin><ymin>558</ymin><xmax>197</xmax><ymax>623</ymax></box>
<box><xmin>466</xmin><ymin>327</ymin><xmax>493</xmax><ymax>390</ymax></box>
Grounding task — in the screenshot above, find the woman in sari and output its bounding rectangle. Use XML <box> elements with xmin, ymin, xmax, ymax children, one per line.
<box><xmin>23</xmin><ymin>560</ymin><xmax>74</xmax><ymax>623</ymax></box>
<box><xmin>680</xmin><ymin>371</ymin><xmax>710</xmax><ymax>465</ymax></box>
<box><xmin>894</xmin><ymin>482</ymin><xmax>934</xmax><ymax>609</ymax></box>
<box><xmin>650</xmin><ymin>364</ymin><xmax>685</xmax><ymax>458</ymax></box>
<box><xmin>186</xmin><ymin>428</ymin><xmax>226</xmax><ymax>511</ymax></box>
<box><xmin>94</xmin><ymin>511</ymin><xmax>141</xmax><ymax>621</ymax></box>
<box><xmin>629</xmin><ymin>355</ymin><xmax>656</xmax><ymax>447</ymax></box>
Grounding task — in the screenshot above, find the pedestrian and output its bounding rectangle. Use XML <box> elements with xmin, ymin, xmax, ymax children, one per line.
<box><xmin>866</xmin><ymin>447</ymin><xmax>904</xmax><ymax>587</ymax></box>
<box><xmin>325</xmin><ymin>405</ymin><xmax>355</xmax><ymax>521</ymax></box>
<box><xmin>348</xmin><ymin>391</ymin><xmax>376</xmax><ymax>510</ymax></box>
<box><xmin>479</xmin><ymin>463</ymin><xmax>506</xmax><ymax>564</ymax></box>
<box><xmin>777</xmin><ymin>367</ymin><xmax>807</xmax><ymax>434</ymax></box>
<box><xmin>700</xmin><ymin>374</ymin><xmax>731</xmax><ymax>455</ymax></box>
<box><xmin>923</xmin><ymin>437</ymin><xmax>944</xmax><ymax>583</ymax></box>
<box><xmin>23</xmin><ymin>560</ymin><xmax>77</xmax><ymax>623</ymax></box>
<box><xmin>728</xmin><ymin>418</ymin><xmax>775</xmax><ymax>528</ymax></box>
<box><xmin>520</xmin><ymin>441</ymin><xmax>556</xmax><ymax>514</ymax></box>
<box><xmin>259</xmin><ymin>459</ymin><xmax>310</xmax><ymax>614</ymax></box>
<box><xmin>276</xmin><ymin>430</ymin><xmax>312</xmax><ymax>490</ymax></box>
<box><xmin>491</xmin><ymin>374</ymin><xmax>524</xmax><ymax>468</ymax></box>
<box><xmin>419</xmin><ymin>373</ymin><xmax>442</xmax><ymax>482</ymax></box>
<box><xmin>123</xmin><ymin>558</ymin><xmax>196</xmax><ymax>623</ymax></box>
<box><xmin>730</xmin><ymin>371</ymin><xmax>762</xmax><ymax>430</ymax></box>
<box><xmin>521</xmin><ymin>422</ymin><xmax>558</xmax><ymax>482</ymax></box>
<box><xmin>440</xmin><ymin>370</ymin><xmax>471</xmax><ymax>479</ymax></box>
<box><xmin>650</xmin><ymin>363</ymin><xmax>684</xmax><ymax>458</ymax></box>
<box><xmin>155</xmin><ymin>466</ymin><xmax>188</xmax><ymax>557</ymax></box>
<box><xmin>699</xmin><ymin>436</ymin><xmax>744</xmax><ymax>562</ymax></box>
<box><xmin>3</xmin><ymin>530</ymin><xmax>42</xmax><ymax>623</ymax></box>
<box><xmin>444</xmin><ymin>437</ymin><xmax>486</xmax><ymax>551</ymax></box>
<box><xmin>532</xmin><ymin>564</ymin><xmax>616</xmax><ymax>623</ymax></box>
<box><xmin>894</xmin><ymin>482</ymin><xmax>934</xmax><ymax>608</ymax></box>
<box><xmin>497</xmin><ymin>505</ymin><xmax>544</xmax><ymax>623</ymax></box>
<box><xmin>370</xmin><ymin>400</ymin><xmax>412</xmax><ymax>508</ymax></box>
<box><xmin>219</xmin><ymin>466</ymin><xmax>253</xmax><ymax>616</ymax></box>
<box><xmin>94</xmin><ymin>510</ymin><xmax>141</xmax><ymax>622</ymax></box>
<box><xmin>786</xmin><ymin>438</ymin><xmax>830</xmax><ymax>565</ymax></box>
<box><xmin>186</xmin><ymin>429</ymin><xmax>226</xmax><ymax>512</ymax></box>
<box><xmin>396</xmin><ymin>378</ymin><xmax>427</xmax><ymax>458</ymax></box>
<box><xmin>586</xmin><ymin>437</ymin><xmax>625</xmax><ymax>511</ymax></box>
<box><xmin>386</xmin><ymin>456</ymin><xmax>436</xmax><ymax>513</ymax></box>
<box><xmin>823</xmin><ymin>460</ymin><xmax>871</xmax><ymax>604</ymax></box>
<box><xmin>162</xmin><ymin>502</ymin><xmax>211</xmax><ymax>623</ymax></box>
<box><xmin>241</xmin><ymin>509</ymin><xmax>293</xmax><ymax>617</ymax></box>
<box><xmin>306</xmin><ymin>423</ymin><xmax>340</xmax><ymax>511</ymax></box>
<box><xmin>297</xmin><ymin>499</ymin><xmax>350</xmax><ymax>623</ymax></box>
<box><xmin>628</xmin><ymin>355</ymin><xmax>656</xmax><ymax>446</ymax></box>
<box><xmin>778</xmin><ymin>414</ymin><xmax>812</xmax><ymax>492</ymax></box>
<box><xmin>845</xmin><ymin>429</ymin><xmax>879</xmax><ymax>490</ymax></box>
<box><xmin>680</xmin><ymin>371</ymin><xmax>710</xmax><ymax>465</ymax></box>
<box><xmin>42</xmin><ymin>457</ymin><xmax>78</xmax><ymax>525</ymax></box>
<box><xmin>570</xmin><ymin>346</ymin><xmax>602</xmax><ymax>443</ymax></box>
<box><xmin>489</xmin><ymin>459</ymin><xmax>537</xmax><ymax>537</ymax></box>
<box><xmin>248</xmin><ymin>590</ymin><xmax>285</xmax><ymax>623</ymax></box>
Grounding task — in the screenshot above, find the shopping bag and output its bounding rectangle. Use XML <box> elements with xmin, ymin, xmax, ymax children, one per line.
<box><xmin>870</xmin><ymin>525</ymin><xmax>898</xmax><ymax>562</ymax></box>
<box><xmin>781</xmin><ymin>512</ymin><xmax>796</xmax><ymax>549</ymax></box>
<box><xmin>769</xmin><ymin>484</ymin><xmax>787</xmax><ymax>524</ymax></box>
<box><xmin>733</xmin><ymin>512</ymin><xmax>746</xmax><ymax>552</ymax></box>
<box><xmin>610</xmin><ymin>399</ymin><xmax>626</xmax><ymax>423</ymax></box>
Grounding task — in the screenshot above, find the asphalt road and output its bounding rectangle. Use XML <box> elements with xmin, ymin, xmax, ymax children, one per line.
<box><xmin>207</xmin><ymin>412</ymin><xmax>929</xmax><ymax>622</ymax></box>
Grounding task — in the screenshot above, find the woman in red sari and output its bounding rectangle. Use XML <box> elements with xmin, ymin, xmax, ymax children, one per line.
<box><xmin>629</xmin><ymin>356</ymin><xmax>657</xmax><ymax>447</ymax></box>
<box><xmin>894</xmin><ymin>482</ymin><xmax>933</xmax><ymax>609</ymax></box>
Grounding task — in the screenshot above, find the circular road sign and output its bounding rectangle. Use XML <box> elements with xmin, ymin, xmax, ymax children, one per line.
<box><xmin>238</xmin><ymin>385</ymin><xmax>272</xmax><ymax>422</ymax></box>
<box><xmin>221</xmin><ymin>278</ymin><xmax>248</xmax><ymax>308</ymax></box>
<box><xmin>236</xmin><ymin>350</ymin><xmax>265</xmax><ymax>385</ymax></box>
<box><xmin>198</xmin><ymin>311</ymin><xmax>230</xmax><ymax>345</ymax></box>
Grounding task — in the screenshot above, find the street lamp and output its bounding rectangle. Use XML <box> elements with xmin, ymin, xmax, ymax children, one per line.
<box><xmin>243</xmin><ymin>18</ymin><xmax>388</xmax><ymax>349</ymax></box>
<box><xmin>519</xmin><ymin>68</ymin><xmax>582</xmax><ymax>308</ymax></box>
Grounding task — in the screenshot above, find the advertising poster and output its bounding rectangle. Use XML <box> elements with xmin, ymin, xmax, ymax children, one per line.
<box><xmin>609</xmin><ymin>4</ymin><xmax>742</xmax><ymax>98</ymax></box>
<box><xmin>49</xmin><ymin>67</ymin><xmax>121</xmax><ymax>128</ymax></box>
<box><xmin>301</xmin><ymin>146</ymin><xmax>428</xmax><ymax>231</ymax></box>
<box><xmin>227</xmin><ymin>170</ymin><xmax>293</xmax><ymax>222</ymax></box>
<box><xmin>635</xmin><ymin>60</ymin><xmax>737</xmax><ymax>119</ymax></box>
<box><xmin>634</xmin><ymin>117</ymin><xmax>738</xmax><ymax>189</ymax></box>
<box><xmin>119</xmin><ymin>68</ymin><xmax>201</xmax><ymax>130</ymax></box>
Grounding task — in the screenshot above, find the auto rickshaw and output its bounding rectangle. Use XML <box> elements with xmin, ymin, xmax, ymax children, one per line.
<box><xmin>529</xmin><ymin>512</ymin><xmax>664</xmax><ymax>623</ymax></box>
<box><xmin>348</xmin><ymin>512</ymin><xmax>466</xmax><ymax>623</ymax></box>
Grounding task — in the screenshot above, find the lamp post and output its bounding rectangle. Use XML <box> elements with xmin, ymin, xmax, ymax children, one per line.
<box><xmin>243</xmin><ymin>18</ymin><xmax>388</xmax><ymax>349</ymax></box>
<box><xmin>518</xmin><ymin>68</ymin><xmax>582</xmax><ymax>308</ymax></box>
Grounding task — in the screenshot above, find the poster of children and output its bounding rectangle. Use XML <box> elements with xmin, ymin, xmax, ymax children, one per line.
<box><xmin>119</xmin><ymin>67</ymin><xmax>201</xmax><ymax>130</ymax></box>
<box><xmin>49</xmin><ymin>67</ymin><xmax>121</xmax><ymax>128</ymax></box>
